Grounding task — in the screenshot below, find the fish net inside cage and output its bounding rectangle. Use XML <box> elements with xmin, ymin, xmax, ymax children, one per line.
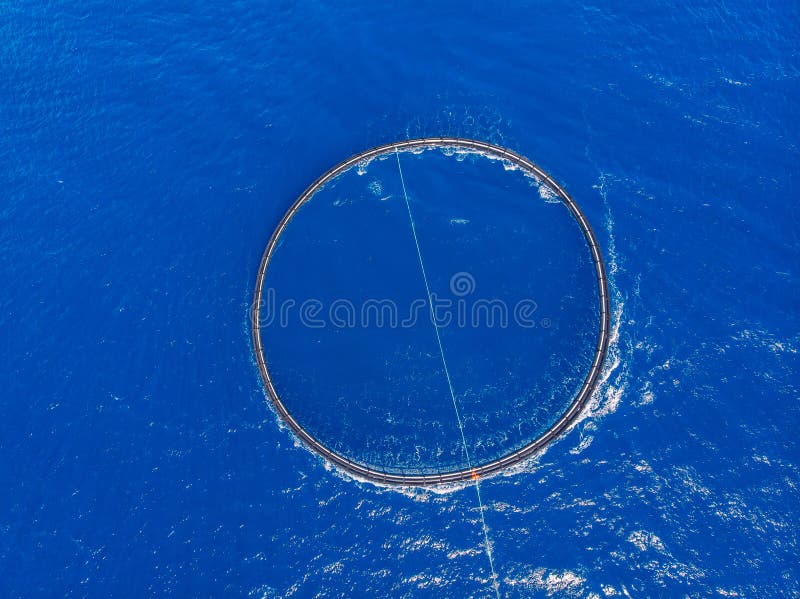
<box><xmin>254</xmin><ymin>141</ymin><xmax>606</xmax><ymax>483</ymax></box>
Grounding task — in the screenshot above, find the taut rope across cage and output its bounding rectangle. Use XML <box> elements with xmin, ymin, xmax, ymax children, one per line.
<box><xmin>394</xmin><ymin>148</ymin><xmax>500</xmax><ymax>596</ymax></box>
<box><xmin>251</xmin><ymin>138</ymin><xmax>611</xmax><ymax>486</ymax></box>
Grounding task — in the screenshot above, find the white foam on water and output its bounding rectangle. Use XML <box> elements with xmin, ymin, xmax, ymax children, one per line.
<box><xmin>569</xmin><ymin>433</ymin><xmax>594</xmax><ymax>455</ymax></box>
<box><xmin>601</xmin><ymin>583</ymin><xmax>619</xmax><ymax>596</ymax></box>
<box><xmin>573</xmin><ymin>174</ymin><xmax>628</xmax><ymax>425</ymax></box>
<box><xmin>538</xmin><ymin>184</ymin><xmax>561</xmax><ymax>203</ymax></box>
<box><xmin>627</xmin><ymin>530</ymin><xmax>666</xmax><ymax>552</ymax></box>
<box><xmin>504</xmin><ymin>567</ymin><xmax>587</xmax><ymax>596</ymax></box>
<box><xmin>733</xmin><ymin>328</ymin><xmax>797</xmax><ymax>355</ymax></box>
<box><xmin>333</xmin><ymin>144</ymin><xmax>564</xmax><ymax>215</ymax></box>
<box><xmin>323</xmin><ymin>457</ymin><xmax>475</xmax><ymax>495</ymax></box>
<box><xmin>428</xmin><ymin>145</ymin><xmax>560</xmax><ymax>205</ymax></box>
<box><xmin>724</xmin><ymin>77</ymin><xmax>750</xmax><ymax>86</ymax></box>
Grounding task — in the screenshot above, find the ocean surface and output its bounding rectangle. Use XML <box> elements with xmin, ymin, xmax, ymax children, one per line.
<box><xmin>1</xmin><ymin>1</ymin><xmax>798</xmax><ymax>597</ymax></box>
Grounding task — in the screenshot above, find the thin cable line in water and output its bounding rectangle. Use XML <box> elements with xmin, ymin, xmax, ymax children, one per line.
<box><xmin>394</xmin><ymin>148</ymin><xmax>500</xmax><ymax>598</ymax></box>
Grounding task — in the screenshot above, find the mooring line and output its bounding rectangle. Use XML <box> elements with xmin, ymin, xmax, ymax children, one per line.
<box><xmin>394</xmin><ymin>148</ymin><xmax>500</xmax><ymax>598</ymax></box>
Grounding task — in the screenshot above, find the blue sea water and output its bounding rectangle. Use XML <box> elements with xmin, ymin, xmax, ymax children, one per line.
<box><xmin>1</xmin><ymin>1</ymin><xmax>798</xmax><ymax>597</ymax></box>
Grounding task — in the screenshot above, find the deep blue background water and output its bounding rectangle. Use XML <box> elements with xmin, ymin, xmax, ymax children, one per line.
<box><xmin>1</xmin><ymin>1</ymin><xmax>798</xmax><ymax>597</ymax></box>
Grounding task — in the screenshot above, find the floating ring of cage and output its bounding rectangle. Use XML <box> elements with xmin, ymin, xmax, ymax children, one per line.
<box><xmin>252</xmin><ymin>138</ymin><xmax>610</xmax><ymax>486</ymax></box>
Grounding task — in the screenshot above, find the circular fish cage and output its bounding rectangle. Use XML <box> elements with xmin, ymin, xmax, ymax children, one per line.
<box><xmin>252</xmin><ymin>138</ymin><xmax>610</xmax><ymax>486</ymax></box>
